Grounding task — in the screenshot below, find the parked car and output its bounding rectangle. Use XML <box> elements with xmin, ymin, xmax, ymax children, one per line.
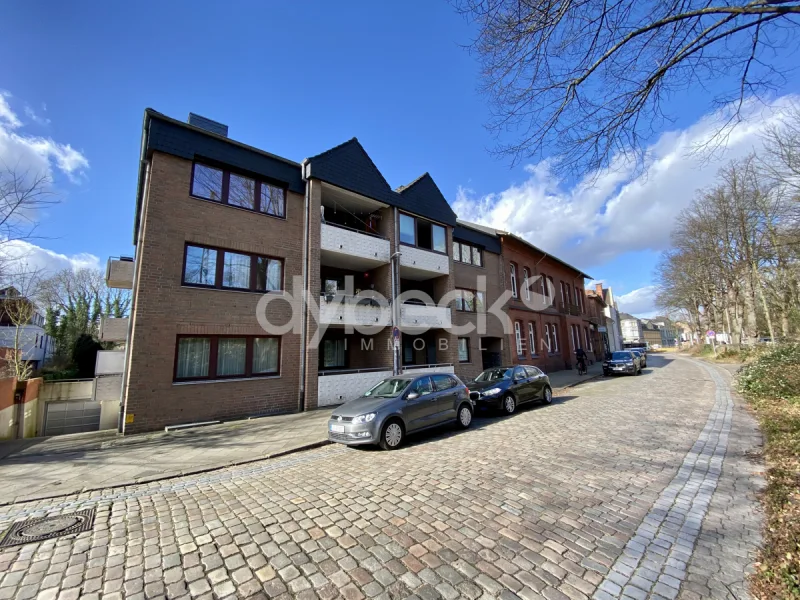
<box><xmin>603</xmin><ymin>351</ymin><xmax>642</xmax><ymax>376</ymax></box>
<box><xmin>328</xmin><ymin>373</ymin><xmax>473</xmax><ymax>450</ymax></box>
<box><xmin>631</xmin><ymin>349</ymin><xmax>647</xmax><ymax>368</ymax></box>
<box><xmin>468</xmin><ymin>365</ymin><xmax>553</xmax><ymax>415</ymax></box>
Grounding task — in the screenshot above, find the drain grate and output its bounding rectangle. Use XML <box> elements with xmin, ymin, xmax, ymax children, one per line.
<box><xmin>0</xmin><ymin>509</ymin><xmax>95</xmax><ymax>548</ymax></box>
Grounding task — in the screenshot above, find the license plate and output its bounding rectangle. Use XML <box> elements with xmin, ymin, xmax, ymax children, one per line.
<box><xmin>613</xmin><ymin>366</ymin><xmax>624</xmax><ymax>370</ymax></box>
<box><xmin>330</xmin><ymin>424</ymin><xmax>345</xmax><ymax>433</ymax></box>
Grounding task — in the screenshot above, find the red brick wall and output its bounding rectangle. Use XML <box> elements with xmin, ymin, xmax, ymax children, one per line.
<box><xmin>123</xmin><ymin>152</ymin><xmax>306</xmax><ymax>433</ymax></box>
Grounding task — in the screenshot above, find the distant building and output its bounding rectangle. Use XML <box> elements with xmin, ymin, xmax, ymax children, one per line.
<box><xmin>588</xmin><ymin>284</ymin><xmax>624</xmax><ymax>354</ymax></box>
<box><xmin>0</xmin><ymin>287</ymin><xmax>54</xmax><ymax>371</ymax></box>
<box><xmin>620</xmin><ymin>313</ymin><xmax>644</xmax><ymax>344</ymax></box>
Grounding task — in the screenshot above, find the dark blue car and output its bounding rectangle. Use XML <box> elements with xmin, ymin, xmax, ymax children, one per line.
<box><xmin>468</xmin><ymin>366</ymin><xmax>553</xmax><ymax>415</ymax></box>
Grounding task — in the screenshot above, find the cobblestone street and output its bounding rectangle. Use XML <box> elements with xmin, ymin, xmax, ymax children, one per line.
<box><xmin>0</xmin><ymin>356</ymin><xmax>764</xmax><ymax>600</ymax></box>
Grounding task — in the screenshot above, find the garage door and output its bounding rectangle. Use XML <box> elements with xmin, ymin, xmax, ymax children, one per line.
<box><xmin>44</xmin><ymin>401</ymin><xmax>101</xmax><ymax>436</ymax></box>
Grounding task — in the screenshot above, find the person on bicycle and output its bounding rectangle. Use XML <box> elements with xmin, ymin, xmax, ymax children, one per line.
<box><xmin>575</xmin><ymin>347</ymin><xmax>587</xmax><ymax>374</ymax></box>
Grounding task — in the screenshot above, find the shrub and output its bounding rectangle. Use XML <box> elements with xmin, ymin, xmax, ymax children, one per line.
<box><xmin>737</xmin><ymin>343</ymin><xmax>800</xmax><ymax>402</ymax></box>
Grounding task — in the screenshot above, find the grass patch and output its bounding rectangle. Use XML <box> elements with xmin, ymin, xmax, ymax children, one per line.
<box><xmin>737</xmin><ymin>344</ymin><xmax>800</xmax><ymax>598</ymax></box>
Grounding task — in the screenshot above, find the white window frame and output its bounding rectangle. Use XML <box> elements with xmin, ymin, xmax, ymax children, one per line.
<box><xmin>514</xmin><ymin>321</ymin><xmax>523</xmax><ymax>356</ymax></box>
<box><xmin>551</xmin><ymin>324</ymin><xmax>559</xmax><ymax>352</ymax></box>
<box><xmin>523</xmin><ymin>268</ymin><xmax>530</xmax><ymax>301</ymax></box>
<box><xmin>510</xmin><ymin>264</ymin><xmax>518</xmax><ymax>298</ymax></box>
<box><xmin>544</xmin><ymin>325</ymin><xmax>551</xmax><ymax>353</ymax></box>
<box><xmin>585</xmin><ymin>327</ymin><xmax>592</xmax><ymax>352</ymax></box>
<box><xmin>560</xmin><ymin>282</ymin><xmax>565</xmax><ymax>304</ymax></box>
<box><xmin>528</xmin><ymin>323</ymin><xmax>536</xmax><ymax>356</ymax></box>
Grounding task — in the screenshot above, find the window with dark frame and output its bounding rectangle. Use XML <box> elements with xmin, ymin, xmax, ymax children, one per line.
<box><xmin>399</xmin><ymin>213</ymin><xmax>448</xmax><ymax>254</ymax></box>
<box><xmin>455</xmin><ymin>289</ymin><xmax>475</xmax><ymax>312</ymax></box>
<box><xmin>182</xmin><ymin>243</ymin><xmax>283</xmax><ymax>292</ymax></box>
<box><xmin>191</xmin><ymin>162</ymin><xmax>286</xmax><ymax>218</ymax></box>
<box><xmin>454</xmin><ymin>241</ymin><xmax>483</xmax><ymax>266</ymax></box>
<box><xmin>175</xmin><ymin>335</ymin><xmax>279</xmax><ymax>381</ymax></box>
<box><xmin>457</xmin><ymin>338</ymin><xmax>470</xmax><ymax>363</ymax></box>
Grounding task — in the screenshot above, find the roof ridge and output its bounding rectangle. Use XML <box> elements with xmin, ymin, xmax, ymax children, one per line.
<box><xmin>305</xmin><ymin>137</ymin><xmax>359</xmax><ymax>162</ymax></box>
<box><xmin>396</xmin><ymin>172</ymin><xmax>430</xmax><ymax>193</ymax></box>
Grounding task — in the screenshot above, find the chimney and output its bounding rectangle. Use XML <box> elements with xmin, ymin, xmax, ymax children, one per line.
<box><xmin>188</xmin><ymin>113</ymin><xmax>228</xmax><ymax>137</ymax></box>
<box><xmin>595</xmin><ymin>283</ymin><xmax>603</xmax><ymax>295</ymax></box>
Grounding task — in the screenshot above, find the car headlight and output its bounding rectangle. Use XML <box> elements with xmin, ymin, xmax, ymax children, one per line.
<box><xmin>482</xmin><ymin>387</ymin><xmax>503</xmax><ymax>396</ymax></box>
<box><xmin>352</xmin><ymin>412</ymin><xmax>377</xmax><ymax>424</ymax></box>
<box><xmin>625</xmin><ymin>361</ymin><xmax>634</xmax><ymax>366</ymax></box>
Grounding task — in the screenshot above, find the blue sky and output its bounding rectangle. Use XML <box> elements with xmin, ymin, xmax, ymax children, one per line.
<box><xmin>2</xmin><ymin>1</ymin><xmax>799</xmax><ymax>317</ymax></box>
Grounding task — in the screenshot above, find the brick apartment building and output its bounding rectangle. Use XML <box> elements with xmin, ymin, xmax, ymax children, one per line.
<box><xmin>107</xmin><ymin>110</ymin><xmax>593</xmax><ymax>433</ymax></box>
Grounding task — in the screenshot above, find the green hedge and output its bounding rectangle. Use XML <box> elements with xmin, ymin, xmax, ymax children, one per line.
<box><xmin>737</xmin><ymin>343</ymin><xmax>800</xmax><ymax>402</ymax></box>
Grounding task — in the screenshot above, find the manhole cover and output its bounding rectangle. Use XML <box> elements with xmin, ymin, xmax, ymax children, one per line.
<box><xmin>0</xmin><ymin>509</ymin><xmax>95</xmax><ymax>548</ymax></box>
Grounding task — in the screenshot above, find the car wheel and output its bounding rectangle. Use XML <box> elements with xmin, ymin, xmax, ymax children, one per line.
<box><xmin>502</xmin><ymin>394</ymin><xmax>516</xmax><ymax>415</ymax></box>
<box><xmin>379</xmin><ymin>419</ymin><xmax>404</xmax><ymax>450</ymax></box>
<box><xmin>542</xmin><ymin>386</ymin><xmax>553</xmax><ymax>404</ymax></box>
<box><xmin>456</xmin><ymin>403</ymin><xmax>473</xmax><ymax>429</ymax></box>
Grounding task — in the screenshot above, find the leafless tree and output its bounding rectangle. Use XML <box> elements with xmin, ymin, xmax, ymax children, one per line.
<box><xmin>0</xmin><ymin>162</ymin><xmax>57</xmax><ymax>271</ymax></box>
<box><xmin>452</xmin><ymin>0</ymin><xmax>800</xmax><ymax>172</ymax></box>
<box><xmin>0</xmin><ymin>264</ymin><xmax>45</xmax><ymax>380</ymax></box>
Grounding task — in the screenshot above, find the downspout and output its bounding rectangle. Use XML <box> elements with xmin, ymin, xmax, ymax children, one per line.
<box><xmin>118</xmin><ymin>159</ymin><xmax>150</xmax><ymax>433</ymax></box>
<box><xmin>298</xmin><ymin>160</ymin><xmax>310</xmax><ymax>411</ymax></box>
<box><xmin>392</xmin><ymin>208</ymin><xmax>401</xmax><ymax>375</ymax></box>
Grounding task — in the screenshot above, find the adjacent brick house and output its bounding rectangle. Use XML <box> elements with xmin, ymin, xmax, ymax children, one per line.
<box><xmin>109</xmin><ymin>109</ymin><xmax>594</xmax><ymax>433</ymax></box>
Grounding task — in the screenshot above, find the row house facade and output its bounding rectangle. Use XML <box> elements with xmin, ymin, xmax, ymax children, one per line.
<box><xmin>108</xmin><ymin>110</ymin><xmax>592</xmax><ymax>434</ymax></box>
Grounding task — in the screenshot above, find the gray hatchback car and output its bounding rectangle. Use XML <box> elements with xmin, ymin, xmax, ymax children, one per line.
<box><xmin>328</xmin><ymin>373</ymin><xmax>474</xmax><ymax>450</ymax></box>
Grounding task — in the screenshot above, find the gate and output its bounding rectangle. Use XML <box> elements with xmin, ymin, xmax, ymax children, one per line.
<box><xmin>44</xmin><ymin>400</ymin><xmax>101</xmax><ymax>436</ymax></box>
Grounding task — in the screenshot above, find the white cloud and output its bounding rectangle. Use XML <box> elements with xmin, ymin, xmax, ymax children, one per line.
<box><xmin>453</xmin><ymin>95</ymin><xmax>798</xmax><ymax>268</ymax></box>
<box><xmin>616</xmin><ymin>285</ymin><xmax>659</xmax><ymax>317</ymax></box>
<box><xmin>0</xmin><ymin>240</ymin><xmax>100</xmax><ymax>274</ymax></box>
<box><xmin>0</xmin><ymin>91</ymin><xmax>88</xmax><ymax>183</ymax></box>
<box><xmin>24</xmin><ymin>106</ymin><xmax>50</xmax><ymax>126</ymax></box>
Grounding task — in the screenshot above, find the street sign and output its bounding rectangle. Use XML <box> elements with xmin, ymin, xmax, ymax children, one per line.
<box><xmin>706</xmin><ymin>330</ymin><xmax>716</xmax><ymax>338</ymax></box>
<box><xmin>392</xmin><ymin>326</ymin><xmax>400</xmax><ymax>348</ymax></box>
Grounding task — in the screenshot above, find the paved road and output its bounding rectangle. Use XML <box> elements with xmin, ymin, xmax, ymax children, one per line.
<box><xmin>0</xmin><ymin>356</ymin><xmax>763</xmax><ymax>600</ymax></box>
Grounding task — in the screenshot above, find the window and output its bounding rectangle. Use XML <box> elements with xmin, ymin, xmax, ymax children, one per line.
<box><xmin>455</xmin><ymin>289</ymin><xmax>475</xmax><ymax>312</ymax></box>
<box><xmin>572</xmin><ymin>325</ymin><xmax>580</xmax><ymax>350</ymax></box>
<box><xmin>551</xmin><ymin>324</ymin><xmax>559</xmax><ymax>352</ymax></box>
<box><xmin>217</xmin><ymin>338</ymin><xmax>246</xmax><ymax>376</ymax></box>
<box><xmin>253</xmin><ymin>337</ymin><xmax>279</xmax><ymax>374</ymax></box>
<box><xmin>510</xmin><ymin>264</ymin><xmax>518</xmax><ymax>298</ymax></box>
<box><xmin>514</xmin><ymin>321</ymin><xmax>523</xmax><ymax>356</ymax></box>
<box><xmin>560</xmin><ymin>281</ymin><xmax>566</xmax><ymax>304</ymax></box>
<box><xmin>523</xmin><ymin>268</ymin><xmax>530</xmax><ymax>301</ymax></box>
<box><xmin>228</xmin><ymin>174</ymin><xmax>255</xmax><ymax>210</ymax></box>
<box><xmin>544</xmin><ymin>326</ymin><xmax>551</xmax><ymax>353</ymax></box>
<box><xmin>525</xmin><ymin>366</ymin><xmax>543</xmax><ymax>377</ymax></box>
<box><xmin>322</xmin><ymin>339</ymin><xmax>346</xmax><ymax>369</ymax></box>
<box><xmin>454</xmin><ymin>242</ymin><xmax>483</xmax><ymax>266</ymax></box>
<box><xmin>433</xmin><ymin>374</ymin><xmax>458</xmax><ymax>390</ymax></box>
<box><xmin>410</xmin><ymin>376</ymin><xmax>433</xmax><ymax>396</ymax></box>
<box><xmin>400</xmin><ymin>214</ymin><xmax>416</xmax><ymax>245</ymax></box>
<box><xmin>183</xmin><ymin>244</ymin><xmax>283</xmax><ymax>292</ymax></box>
<box><xmin>432</xmin><ymin>225</ymin><xmax>446</xmax><ymax>253</ymax></box>
<box><xmin>175</xmin><ymin>335</ymin><xmax>279</xmax><ymax>381</ymax></box>
<box><xmin>457</xmin><ymin>338</ymin><xmax>470</xmax><ymax>363</ymax></box>
<box><xmin>176</xmin><ymin>337</ymin><xmax>211</xmax><ymax>379</ymax></box>
<box><xmin>184</xmin><ymin>246</ymin><xmax>218</xmax><ymax>286</ymax></box>
<box><xmin>528</xmin><ymin>323</ymin><xmax>537</xmax><ymax>356</ymax></box>
<box><xmin>222</xmin><ymin>252</ymin><xmax>251</xmax><ymax>289</ymax></box>
<box><xmin>191</xmin><ymin>164</ymin><xmax>223</xmax><ymax>202</ymax></box>
<box><xmin>475</xmin><ymin>291</ymin><xmax>485</xmax><ymax>312</ymax></box>
<box><xmin>540</xmin><ymin>273</ymin><xmax>547</xmax><ymax>297</ymax></box>
<box><xmin>400</xmin><ymin>213</ymin><xmax>448</xmax><ymax>254</ymax></box>
<box><xmin>584</xmin><ymin>327</ymin><xmax>592</xmax><ymax>352</ymax></box>
<box><xmin>191</xmin><ymin>162</ymin><xmax>286</xmax><ymax>218</ymax></box>
<box><xmin>260</xmin><ymin>183</ymin><xmax>285</xmax><ymax>217</ymax></box>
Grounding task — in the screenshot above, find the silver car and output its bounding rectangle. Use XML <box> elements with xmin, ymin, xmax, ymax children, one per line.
<box><xmin>328</xmin><ymin>373</ymin><xmax>474</xmax><ymax>450</ymax></box>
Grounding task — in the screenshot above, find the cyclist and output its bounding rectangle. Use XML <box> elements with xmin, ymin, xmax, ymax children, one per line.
<box><xmin>575</xmin><ymin>347</ymin><xmax>588</xmax><ymax>375</ymax></box>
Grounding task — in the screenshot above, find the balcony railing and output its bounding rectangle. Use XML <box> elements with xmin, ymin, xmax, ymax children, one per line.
<box><xmin>320</xmin><ymin>222</ymin><xmax>390</xmax><ymax>266</ymax></box>
<box><xmin>399</xmin><ymin>245</ymin><xmax>449</xmax><ymax>277</ymax></box>
<box><xmin>317</xmin><ymin>368</ymin><xmax>392</xmax><ymax>407</ymax></box>
<box><xmin>399</xmin><ymin>303</ymin><xmax>451</xmax><ymax>329</ymax></box>
<box><xmin>319</xmin><ymin>296</ymin><xmax>390</xmax><ymax>326</ymax></box>
<box><xmin>99</xmin><ymin>316</ymin><xmax>129</xmax><ymax>342</ymax></box>
<box><xmin>106</xmin><ymin>257</ymin><xmax>134</xmax><ymax>290</ymax></box>
<box><xmin>558</xmin><ymin>301</ymin><xmax>582</xmax><ymax>316</ymax></box>
<box><xmin>95</xmin><ymin>350</ymin><xmax>125</xmax><ymax>375</ymax></box>
<box><xmin>401</xmin><ymin>363</ymin><xmax>454</xmax><ymax>374</ymax></box>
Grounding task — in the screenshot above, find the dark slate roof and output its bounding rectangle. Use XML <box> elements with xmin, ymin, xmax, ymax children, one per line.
<box><xmin>306</xmin><ymin>139</ymin><xmax>458</xmax><ymax>226</ymax></box>
<box><xmin>395</xmin><ymin>173</ymin><xmax>458</xmax><ymax>227</ymax></box>
<box><xmin>133</xmin><ymin>109</ymin><xmax>304</xmax><ymax>244</ymax></box>
<box><xmin>453</xmin><ymin>222</ymin><xmax>501</xmax><ymax>254</ymax></box>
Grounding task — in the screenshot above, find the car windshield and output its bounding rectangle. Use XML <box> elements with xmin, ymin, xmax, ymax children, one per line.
<box><xmin>611</xmin><ymin>352</ymin><xmax>632</xmax><ymax>360</ymax></box>
<box><xmin>475</xmin><ymin>368</ymin><xmax>513</xmax><ymax>382</ymax></box>
<box><xmin>364</xmin><ymin>378</ymin><xmax>411</xmax><ymax>398</ymax></box>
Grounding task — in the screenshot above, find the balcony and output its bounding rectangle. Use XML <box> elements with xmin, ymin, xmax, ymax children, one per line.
<box><xmin>319</xmin><ymin>296</ymin><xmax>390</xmax><ymax>327</ymax></box>
<box><xmin>106</xmin><ymin>257</ymin><xmax>134</xmax><ymax>289</ymax></box>
<box><xmin>99</xmin><ymin>316</ymin><xmax>129</xmax><ymax>342</ymax></box>
<box><xmin>401</xmin><ymin>363</ymin><xmax>454</xmax><ymax>375</ymax></box>
<box><xmin>399</xmin><ymin>303</ymin><xmax>451</xmax><ymax>329</ymax></box>
<box><xmin>558</xmin><ymin>301</ymin><xmax>582</xmax><ymax>317</ymax></box>
<box><xmin>399</xmin><ymin>246</ymin><xmax>449</xmax><ymax>280</ymax></box>
<box><xmin>320</xmin><ymin>223</ymin><xmax>390</xmax><ymax>270</ymax></box>
<box><xmin>95</xmin><ymin>350</ymin><xmax>125</xmax><ymax>375</ymax></box>
<box><xmin>318</xmin><ymin>368</ymin><xmax>392</xmax><ymax>407</ymax></box>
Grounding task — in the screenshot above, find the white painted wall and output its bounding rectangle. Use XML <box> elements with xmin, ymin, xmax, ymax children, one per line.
<box><xmin>0</xmin><ymin>325</ymin><xmax>53</xmax><ymax>364</ymax></box>
<box><xmin>318</xmin><ymin>370</ymin><xmax>392</xmax><ymax>406</ymax></box>
<box><xmin>320</xmin><ymin>301</ymin><xmax>391</xmax><ymax>327</ymax></box>
<box><xmin>399</xmin><ymin>304</ymin><xmax>452</xmax><ymax>329</ymax></box>
<box><xmin>399</xmin><ymin>245</ymin><xmax>449</xmax><ymax>276</ymax></box>
<box><xmin>320</xmin><ymin>223</ymin><xmax>390</xmax><ymax>264</ymax></box>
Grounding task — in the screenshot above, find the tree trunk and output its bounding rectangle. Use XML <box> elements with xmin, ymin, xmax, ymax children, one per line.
<box><xmin>753</xmin><ymin>263</ymin><xmax>776</xmax><ymax>342</ymax></box>
<box><xmin>742</xmin><ymin>275</ymin><xmax>759</xmax><ymax>344</ymax></box>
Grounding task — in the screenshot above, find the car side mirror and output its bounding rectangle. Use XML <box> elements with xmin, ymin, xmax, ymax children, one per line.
<box><xmin>406</xmin><ymin>391</ymin><xmax>420</xmax><ymax>401</ymax></box>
